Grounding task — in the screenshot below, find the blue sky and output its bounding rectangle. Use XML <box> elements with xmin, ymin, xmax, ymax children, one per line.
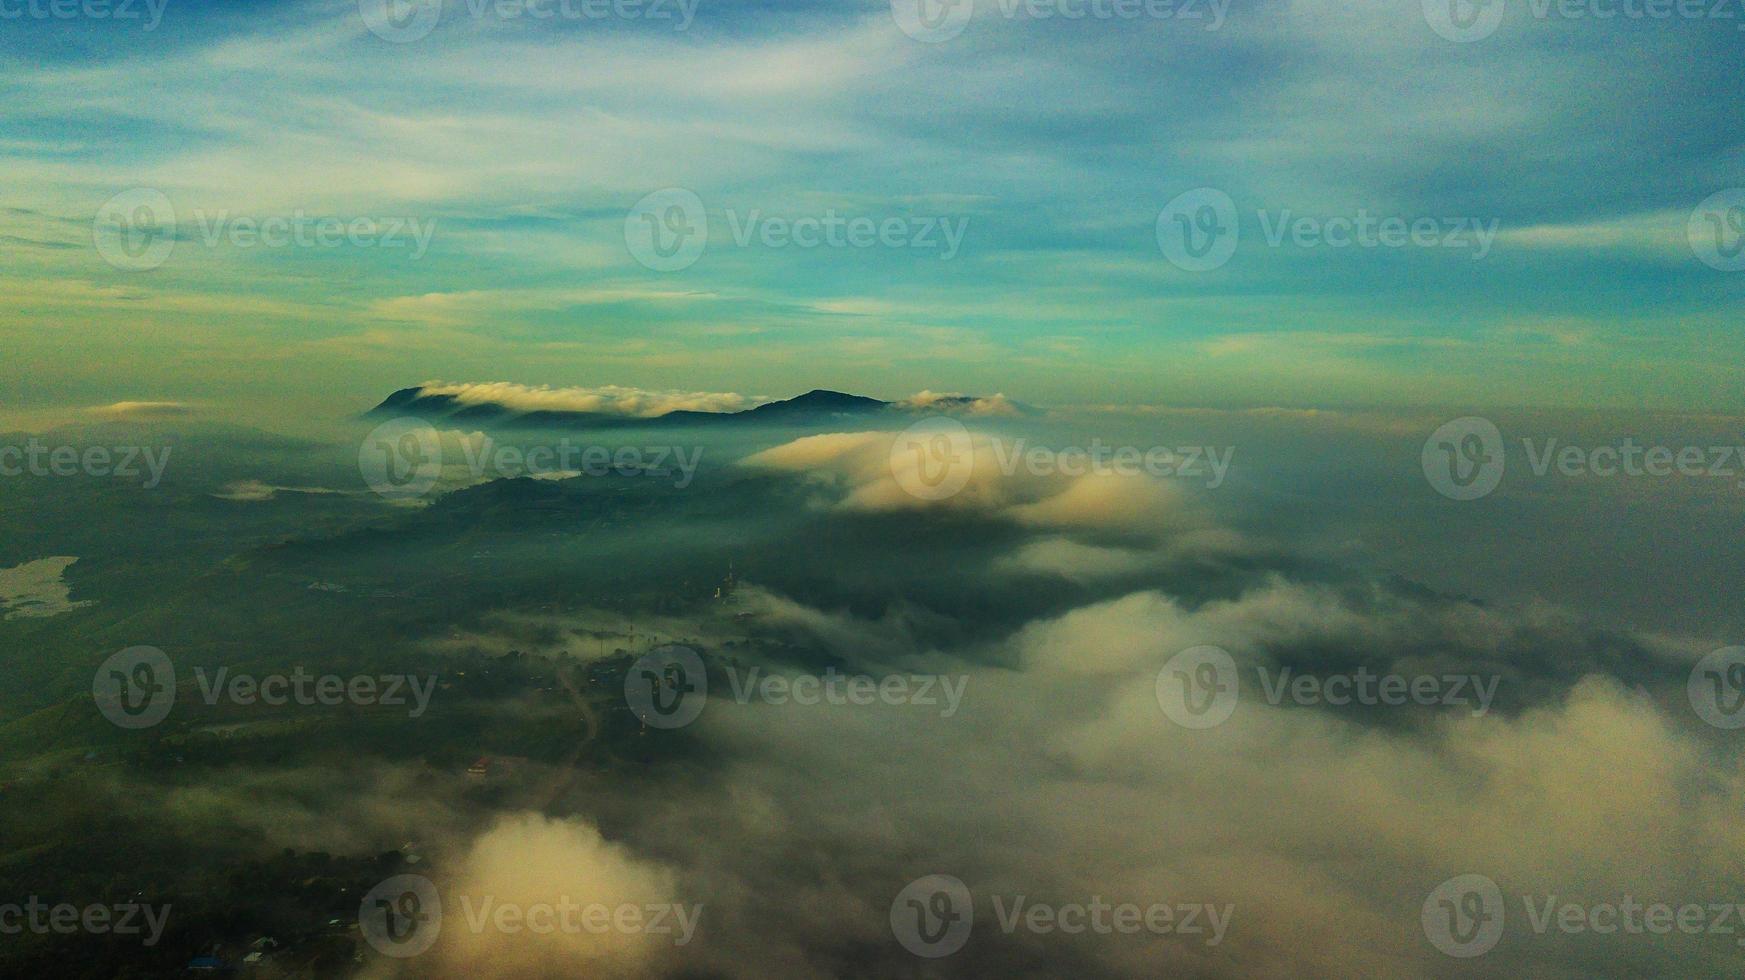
<box><xmin>1</xmin><ymin>0</ymin><xmax>1742</xmax><ymax>421</ymax></box>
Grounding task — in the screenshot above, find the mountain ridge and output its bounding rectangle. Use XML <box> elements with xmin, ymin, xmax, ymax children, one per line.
<box><xmin>366</xmin><ymin>385</ymin><xmax>940</xmax><ymax>429</ymax></box>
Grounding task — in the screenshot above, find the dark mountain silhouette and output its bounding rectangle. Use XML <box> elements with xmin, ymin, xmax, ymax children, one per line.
<box><xmin>366</xmin><ymin>386</ymin><xmax>909</xmax><ymax>429</ymax></box>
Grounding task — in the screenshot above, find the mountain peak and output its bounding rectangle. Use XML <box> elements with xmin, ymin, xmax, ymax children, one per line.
<box><xmin>744</xmin><ymin>389</ymin><xmax>890</xmax><ymax>417</ymax></box>
<box><xmin>793</xmin><ymin>389</ymin><xmax>887</xmax><ymax>407</ymax></box>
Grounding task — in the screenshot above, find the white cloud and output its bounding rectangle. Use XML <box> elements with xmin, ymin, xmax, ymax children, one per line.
<box><xmin>85</xmin><ymin>400</ymin><xmax>195</xmax><ymax>419</ymax></box>
<box><xmin>741</xmin><ymin>430</ymin><xmax>1228</xmax><ymax>541</ymax></box>
<box><xmin>419</xmin><ymin>381</ymin><xmax>763</xmax><ymax>417</ymax></box>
